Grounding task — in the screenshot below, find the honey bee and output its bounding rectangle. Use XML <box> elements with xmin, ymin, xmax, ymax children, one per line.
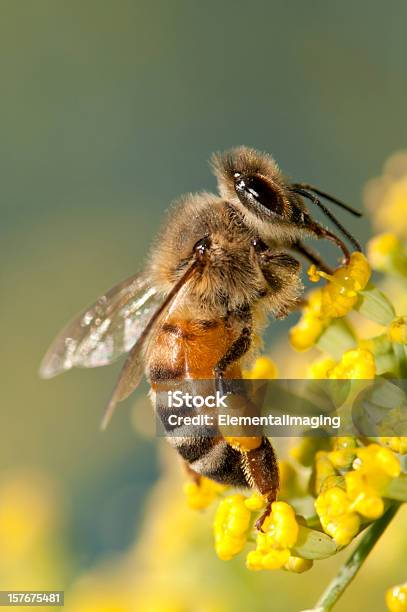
<box><xmin>40</xmin><ymin>146</ymin><xmax>361</xmax><ymax>529</ymax></box>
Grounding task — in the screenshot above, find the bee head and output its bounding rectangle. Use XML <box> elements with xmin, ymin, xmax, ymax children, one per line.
<box><xmin>211</xmin><ymin>146</ymin><xmax>306</xmax><ymax>243</ymax></box>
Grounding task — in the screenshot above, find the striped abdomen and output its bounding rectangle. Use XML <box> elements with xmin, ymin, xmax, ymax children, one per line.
<box><xmin>147</xmin><ymin>317</ymin><xmax>276</xmax><ymax>490</ymax></box>
<box><xmin>148</xmin><ymin>317</ymin><xmax>242</xmax><ymax>383</ymax></box>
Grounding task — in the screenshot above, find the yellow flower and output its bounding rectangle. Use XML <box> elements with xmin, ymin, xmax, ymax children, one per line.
<box><xmin>379</xmin><ymin>437</ymin><xmax>407</xmax><ymax>455</ymax></box>
<box><xmin>289</xmin><ymin>289</ymin><xmax>326</xmax><ymax>351</ymax></box>
<box><xmin>289</xmin><ymin>314</ymin><xmax>324</xmax><ymax>351</ymax></box>
<box><xmin>379</xmin><ymin>178</ymin><xmax>407</xmax><ymax>237</ymax></box>
<box><xmin>367</xmin><ymin>233</ymin><xmax>401</xmax><ymax>270</ymax></box>
<box><xmin>246</xmin><ymin>547</ymin><xmax>290</xmax><ymax>570</ymax></box>
<box><xmin>342</xmin><ymin>444</ymin><xmax>401</xmax><ymax>520</ymax></box>
<box><xmin>307</xmin><ymin>357</ymin><xmax>336</xmax><ymax>379</ymax></box>
<box><xmin>213</xmin><ymin>495</ymin><xmax>251</xmax><ymax>560</ymax></box>
<box><xmin>246</xmin><ymin>502</ymin><xmax>301</xmax><ymax>571</ymax></box>
<box><xmin>322</xmin><ymin>513</ymin><xmax>361</xmax><ymax>547</ymax></box>
<box><xmin>183</xmin><ymin>477</ymin><xmax>226</xmax><ymax>510</ymax></box>
<box><xmin>328</xmin><ymin>348</ymin><xmax>376</xmax><ymax>379</ymax></box>
<box><xmin>364</xmin><ymin>151</ymin><xmax>407</xmax><ymax>239</ymax></box>
<box><xmin>345</xmin><ymin>471</ymin><xmax>384</xmax><ymax>520</ymax></box>
<box><xmin>315</xmin><ymin>487</ymin><xmax>360</xmax><ymax>546</ymax></box>
<box><xmin>313</xmin><ymin>451</ymin><xmax>337</xmax><ymax>495</ymax></box>
<box><xmin>262</xmin><ymin>501</ymin><xmax>299</xmax><ymax>548</ymax></box>
<box><xmin>388</xmin><ymin>316</ymin><xmax>407</xmax><ymax>344</ymax></box>
<box><xmin>307</xmin><ymin>264</ymin><xmax>321</xmax><ymax>282</ymax></box>
<box><xmin>355</xmin><ymin>444</ymin><xmax>401</xmax><ymax>479</ymax></box>
<box><xmin>245</xmin><ymin>549</ymin><xmax>264</xmax><ymax>570</ymax></box>
<box><xmin>244</xmin><ymin>356</ymin><xmax>278</xmax><ymax>379</ymax></box>
<box><xmin>386</xmin><ymin>583</ymin><xmax>407</xmax><ymax>612</ymax></box>
<box><xmin>315</xmin><ymin>486</ymin><xmax>351</xmax><ymax>518</ymax></box>
<box><xmin>369</xmin><ymin>233</ymin><xmax>400</xmax><ymax>255</ymax></box>
<box><xmin>284</xmin><ymin>556</ymin><xmax>313</xmax><ymax>573</ymax></box>
<box><xmin>367</xmin><ymin>232</ymin><xmax>407</xmax><ymax>278</ymax></box>
<box><xmin>328</xmin><ymin>437</ymin><xmax>356</xmax><ymax>469</ymax></box>
<box><xmin>244</xmin><ymin>492</ymin><xmax>266</xmax><ymax>511</ymax></box>
<box><xmin>308</xmin><ymin>252</ymin><xmax>371</xmax><ymax>318</ymax></box>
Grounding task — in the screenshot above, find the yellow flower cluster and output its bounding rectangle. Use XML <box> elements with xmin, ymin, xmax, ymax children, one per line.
<box><xmin>378</xmin><ymin>176</ymin><xmax>407</xmax><ymax>238</ymax></box>
<box><xmin>379</xmin><ymin>437</ymin><xmax>407</xmax><ymax>455</ymax></box>
<box><xmin>367</xmin><ymin>232</ymin><xmax>407</xmax><ymax>278</ymax></box>
<box><xmin>213</xmin><ymin>494</ymin><xmax>252</xmax><ymax>560</ymax></box>
<box><xmin>245</xmin><ymin>502</ymin><xmax>308</xmax><ymax>572</ymax></box>
<box><xmin>307</xmin><ymin>357</ymin><xmax>336</xmax><ymax>379</ymax></box>
<box><xmin>313</xmin><ymin>451</ymin><xmax>338</xmax><ymax>494</ymax></box>
<box><xmin>327</xmin><ymin>348</ymin><xmax>376</xmax><ymax>380</ymax></box>
<box><xmin>290</xmin><ymin>253</ymin><xmax>371</xmax><ymax>350</ymax></box>
<box><xmin>243</xmin><ymin>355</ymin><xmax>278</xmax><ymax>379</ymax></box>
<box><xmin>348</xmin><ymin>444</ymin><xmax>401</xmax><ymax>516</ymax></box>
<box><xmin>289</xmin><ymin>288</ymin><xmax>326</xmax><ymax>351</ymax></box>
<box><xmin>309</xmin><ymin>252</ymin><xmax>371</xmax><ymax>317</ymax></box>
<box><xmin>315</xmin><ymin>486</ymin><xmax>360</xmax><ymax>546</ymax></box>
<box><xmin>212</xmin><ymin>494</ymin><xmax>313</xmax><ymax>573</ymax></box>
<box><xmin>386</xmin><ymin>583</ymin><xmax>407</xmax><ymax>612</ymax></box>
<box><xmin>315</xmin><ymin>443</ymin><xmax>401</xmax><ymax>545</ymax></box>
<box><xmin>309</xmin><ymin>348</ymin><xmax>376</xmax><ymax>380</ymax></box>
<box><xmin>182</xmin><ymin>155</ymin><xmax>407</xmax><ymax>608</ymax></box>
<box><xmin>244</xmin><ymin>491</ymin><xmax>267</xmax><ymax>511</ymax></box>
<box><xmin>365</xmin><ymin>151</ymin><xmax>407</xmax><ymax>239</ymax></box>
<box><xmin>183</xmin><ymin>477</ymin><xmax>226</xmax><ymax>510</ymax></box>
<box><xmin>368</xmin><ymin>233</ymin><xmax>402</xmax><ymax>270</ymax></box>
<box><xmin>327</xmin><ymin>436</ymin><xmax>356</xmax><ymax>469</ymax></box>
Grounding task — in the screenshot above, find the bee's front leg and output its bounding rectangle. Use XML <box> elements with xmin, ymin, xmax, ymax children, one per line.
<box><xmin>290</xmin><ymin>239</ymin><xmax>334</xmax><ymax>274</ymax></box>
<box><xmin>253</xmin><ymin>242</ymin><xmax>302</xmax><ymax>319</ymax></box>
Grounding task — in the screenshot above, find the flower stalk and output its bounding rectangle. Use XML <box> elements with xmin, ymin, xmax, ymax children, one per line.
<box><xmin>313</xmin><ymin>503</ymin><xmax>400</xmax><ymax>612</ymax></box>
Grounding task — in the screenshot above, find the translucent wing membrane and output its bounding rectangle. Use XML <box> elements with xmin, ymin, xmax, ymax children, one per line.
<box><xmin>39</xmin><ymin>273</ymin><xmax>161</xmax><ymax>379</ymax></box>
<box><xmin>100</xmin><ymin>260</ymin><xmax>198</xmax><ymax>430</ymax></box>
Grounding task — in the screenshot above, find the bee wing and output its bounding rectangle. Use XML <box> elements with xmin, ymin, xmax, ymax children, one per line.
<box><xmin>39</xmin><ymin>272</ymin><xmax>162</xmax><ymax>379</ymax></box>
<box><xmin>101</xmin><ymin>260</ymin><xmax>198</xmax><ymax>430</ymax></box>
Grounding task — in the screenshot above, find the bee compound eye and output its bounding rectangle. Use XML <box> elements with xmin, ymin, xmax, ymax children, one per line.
<box><xmin>193</xmin><ymin>236</ymin><xmax>211</xmax><ymax>257</ymax></box>
<box><xmin>234</xmin><ymin>174</ymin><xmax>284</xmax><ymax>217</ymax></box>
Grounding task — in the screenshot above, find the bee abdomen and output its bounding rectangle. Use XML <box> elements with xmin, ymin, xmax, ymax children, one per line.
<box><xmin>170</xmin><ymin>437</ymin><xmax>248</xmax><ymax>487</ymax></box>
<box><xmin>148</xmin><ymin>321</ymin><xmax>188</xmax><ymax>384</ymax></box>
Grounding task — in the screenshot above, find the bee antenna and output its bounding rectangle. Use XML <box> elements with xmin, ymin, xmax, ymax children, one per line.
<box><xmin>292</xmin><ymin>187</ymin><xmax>362</xmax><ymax>252</ymax></box>
<box><xmin>291</xmin><ymin>183</ymin><xmax>362</xmax><ymax>217</ymax></box>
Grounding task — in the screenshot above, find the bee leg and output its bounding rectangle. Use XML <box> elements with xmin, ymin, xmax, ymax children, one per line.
<box><xmin>291</xmin><ymin>239</ymin><xmax>334</xmax><ymax>275</ymax></box>
<box><xmin>255</xmin><ymin>248</ymin><xmax>302</xmax><ymax>318</ymax></box>
<box><xmin>213</xmin><ymin>317</ymin><xmax>252</xmax><ymax>390</ymax></box>
<box><xmin>257</xmin><ymin>250</ymin><xmax>301</xmax><ymax>289</ymax></box>
<box><xmin>213</xmin><ymin>313</ymin><xmax>278</xmax><ymax>527</ymax></box>
<box><xmin>241</xmin><ymin>437</ymin><xmax>279</xmax><ymax>532</ymax></box>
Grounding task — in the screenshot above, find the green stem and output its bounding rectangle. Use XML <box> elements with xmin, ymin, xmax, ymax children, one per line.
<box><xmin>314</xmin><ymin>503</ymin><xmax>400</xmax><ymax>612</ymax></box>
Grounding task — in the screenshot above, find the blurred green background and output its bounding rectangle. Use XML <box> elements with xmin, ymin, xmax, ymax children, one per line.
<box><xmin>1</xmin><ymin>1</ymin><xmax>406</xmax><ymax>610</ymax></box>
